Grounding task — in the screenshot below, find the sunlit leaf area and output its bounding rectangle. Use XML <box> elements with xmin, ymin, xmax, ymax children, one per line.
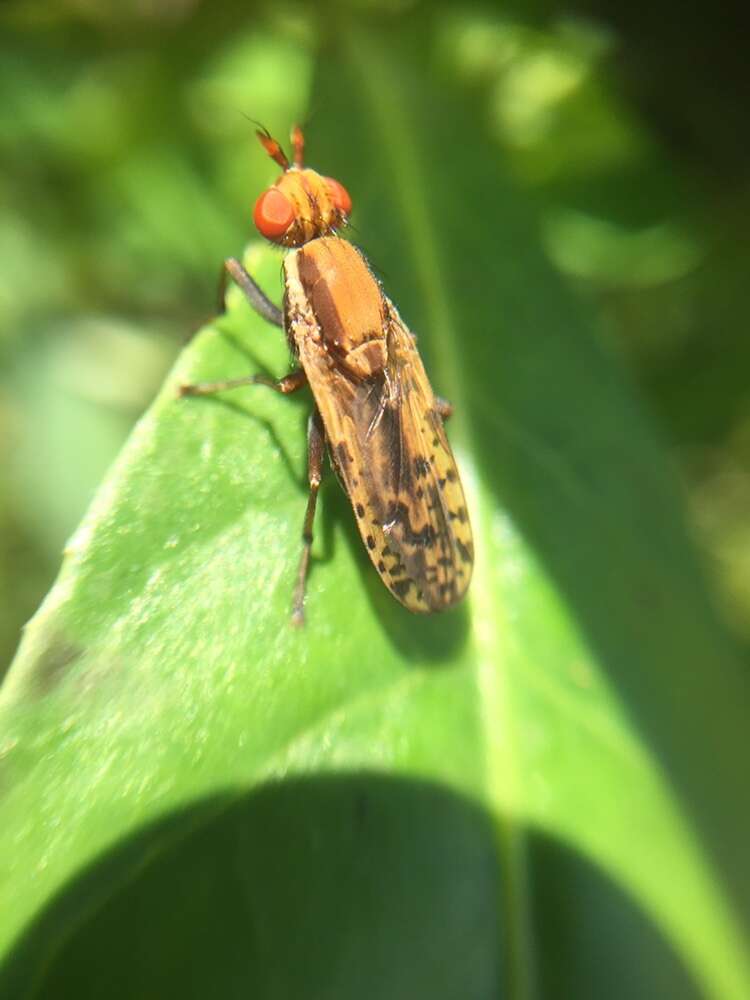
<box><xmin>1</xmin><ymin>2</ymin><xmax>748</xmax><ymax>998</ymax></box>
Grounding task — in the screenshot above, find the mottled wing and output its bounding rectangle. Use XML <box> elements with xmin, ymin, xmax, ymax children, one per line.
<box><xmin>356</xmin><ymin>301</ymin><xmax>473</xmax><ymax>610</ymax></box>
<box><xmin>293</xmin><ymin>288</ymin><xmax>473</xmax><ymax>612</ymax></box>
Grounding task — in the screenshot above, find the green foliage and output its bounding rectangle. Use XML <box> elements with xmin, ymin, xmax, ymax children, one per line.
<box><xmin>1</xmin><ymin>6</ymin><xmax>749</xmax><ymax>1000</ymax></box>
<box><xmin>0</xmin><ymin>1</ymin><xmax>313</xmax><ymax>669</ymax></box>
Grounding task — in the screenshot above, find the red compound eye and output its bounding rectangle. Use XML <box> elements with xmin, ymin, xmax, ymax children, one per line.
<box><xmin>253</xmin><ymin>188</ymin><xmax>295</xmax><ymax>240</ymax></box>
<box><xmin>325</xmin><ymin>177</ymin><xmax>352</xmax><ymax>216</ymax></box>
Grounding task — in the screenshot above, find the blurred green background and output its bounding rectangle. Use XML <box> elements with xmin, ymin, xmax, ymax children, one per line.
<box><xmin>1</xmin><ymin>0</ymin><xmax>748</xmax><ymax>674</ymax></box>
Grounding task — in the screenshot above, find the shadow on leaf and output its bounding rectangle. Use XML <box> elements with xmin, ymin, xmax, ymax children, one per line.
<box><xmin>2</xmin><ymin>773</ymin><xmax>700</xmax><ymax>1000</ymax></box>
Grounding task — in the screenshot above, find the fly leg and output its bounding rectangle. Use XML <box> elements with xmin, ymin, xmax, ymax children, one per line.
<box><xmin>186</xmin><ymin>259</ymin><xmax>291</xmax><ymax>395</ymax></box>
<box><xmin>179</xmin><ymin>369</ymin><xmax>306</xmax><ymax>397</ymax></box>
<box><xmin>218</xmin><ymin>256</ymin><xmax>283</xmax><ymax>327</ymax></box>
<box><xmin>291</xmin><ymin>408</ymin><xmax>325</xmax><ymax>627</ymax></box>
<box><xmin>436</xmin><ymin>397</ymin><xmax>453</xmax><ymax>420</ymax></box>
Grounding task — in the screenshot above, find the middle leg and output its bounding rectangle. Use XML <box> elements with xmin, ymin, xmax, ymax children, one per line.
<box><xmin>179</xmin><ymin>368</ymin><xmax>307</xmax><ymax>397</ymax></box>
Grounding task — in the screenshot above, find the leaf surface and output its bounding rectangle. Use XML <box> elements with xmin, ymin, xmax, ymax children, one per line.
<box><xmin>1</xmin><ymin>15</ymin><xmax>749</xmax><ymax>1000</ymax></box>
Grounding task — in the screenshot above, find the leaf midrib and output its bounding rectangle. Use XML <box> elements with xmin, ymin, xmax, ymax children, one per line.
<box><xmin>344</xmin><ymin>24</ymin><xmax>536</xmax><ymax>1000</ymax></box>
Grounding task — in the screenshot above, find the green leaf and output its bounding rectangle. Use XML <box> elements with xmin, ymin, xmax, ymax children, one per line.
<box><xmin>2</xmin><ymin>14</ymin><xmax>749</xmax><ymax>1000</ymax></box>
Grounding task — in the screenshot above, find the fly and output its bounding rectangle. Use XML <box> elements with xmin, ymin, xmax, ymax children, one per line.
<box><xmin>181</xmin><ymin>126</ymin><xmax>473</xmax><ymax>625</ymax></box>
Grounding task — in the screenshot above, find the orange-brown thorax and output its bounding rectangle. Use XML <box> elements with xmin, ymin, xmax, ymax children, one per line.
<box><xmin>290</xmin><ymin>237</ymin><xmax>387</xmax><ymax>379</ymax></box>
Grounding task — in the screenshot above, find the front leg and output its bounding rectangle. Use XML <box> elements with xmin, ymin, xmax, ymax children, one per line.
<box><xmin>218</xmin><ymin>256</ymin><xmax>283</xmax><ymax>328</ymax></box>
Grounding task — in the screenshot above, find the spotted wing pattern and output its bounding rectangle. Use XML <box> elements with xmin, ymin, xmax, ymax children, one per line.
<box><xmin>352</xmin><ymin>300</ymin><xmax>474</xmax><ymax>610</ymax></box>
<box><xmin>286</xmin><ymin>249</ymin><xmax>473</xmax><ymax>612</ymax></box>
